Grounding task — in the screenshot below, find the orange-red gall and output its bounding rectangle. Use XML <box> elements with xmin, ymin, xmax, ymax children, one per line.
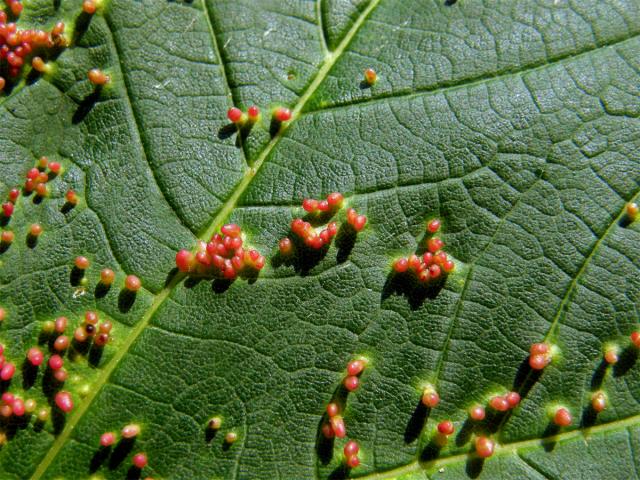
<box><xmin>529</xmin><ymin>353</ymin><xmax>550</xmax><ymax>370</ymax></box>
<box><xmin>54</xmin><ymin>391</ymin><xmax>73</xmax><ymax>413</ymax></box>
<box><xmin>530</xmin><ymin>342</ymin><xmax>549</xmax><ymax>355</ymax></box>
<box><xmin>27</xmin><ymin>347</ymin><xmax>44</xmax><ymax>366</ymax></box>
<box><xmin>65</xmin><ymin>190</ymin><xmax>78</xmax><ymax>205</ymax></box>
<box><xmin>54</xmin><ymin>316</ymin><xmax>68</xmax><ymax>333</ymax></box>
<box><xmin>53</xmin><ymin>335</ymin><xmax>70</xmax><ymax>351</ymax></box>
<box><xmin>327</xmin><ymin>192</ymin><xmax>344</xmax><ymax>208</ymax></box>
<box><xmin>0</xmin><ymin>405</ymin><xmax>11</xmax><ymax>418</ymax></box>
<box><xmin>122</xmin><ymin>423</ymin><xmax>141</xmax><ymax>439</ymax></box>
<box><xmin>489</xmin><ymin>395</ymin><xmax>509</xmax><ymax>412</ymax></box>
<box><xmin>0</xmin><ymin>362</ymin><xmax>15</xmax><ymax>381</ymax></box>
<box><xmin>35</xmin><ymin>183</ymin><xmax>48</xmax><ymax>197</ymax></box>
<box><xmin>302</xmin><ymin>198</ymin><xmax>318</xmax><ymax>212</ymax></box>
<box><xmin>88</xmin><ymin>68</ymin><xmax>110</xmax><ymax>86</ymax></box>
<box><xmin>208</xmin><ymin>416</ymin><xmax>222</xmax><ymax>430</ymax></box>
<box><xmin>553</xmin><ymin>407</ymin><xmax>572</xmax><ymax>427</ymax></box>
<box><xmin>29</xmin><ymin>223</ymin><xmax>43</xmax><ymax>237</ymax></box>
<box><xmin>346</xmin><ymin>455</ymin><xmax>360</xmax><ymax>468</ymax></box>
<box><xmin>421</xmin><ymin>388</ymin><xmax>440</xmax><ymax>408</ymax></box>
<box><xmin>224</xmin><ymin>431</ymin><xmax>238</xmax><ymax>444</ymax></box>
<box><xmin>8</xmin><ymin>188</ymin><xmax>20</xmax><ymax>202</ymax></box>
<box><xmin>247</xmin><ymin>105</ymin><xmax>260</xmax><ymax>121</ymax></box>
<box><xmin>626</xmin><ymin>202</ymin><xmax>638</xmax><ymax>221</ymax></box>
<box><xmin>48</xmin><ymin>354</ymin><xmax>63</xmax><ymax>370</ymax></box>
<box><xmin>344</xmin><ymin>375</ymin><xmax>360</xmax><ymax>392</ymax></box>
<box><xmin>12</xmin><ymin>398</ymin><xmax>25</xmax><ymax>416</ymax></box>
<box><xmin>273</xmin><ymin>107</ymin><xmax>292</xmax><ymax>122</ymax></box>
<box><xmin>443</xmin><ymin>259</ymin><xmax>455</xmax><ymax>273</ymax></box>
<box><xmin>0</xmin><ymin>77</ymin><xmax>4</xmax><ymax>91</ymax></box>
<box><xmin>343</xmin><ymin>440</ymin><xmax>359</xmax><ymax>457</ymax></box>
<box><xmin>604</xmin><ymin>347</ymin><xmax>619</xmax><ymax>365</ymax></box>
<box><xmin>427</xmin><ymin>219</ymin><xmax>441</xmax><ymax>233</ymax></box>
<box><xmin>94</xmin><ymin>333</ymin><xmax>109</xmax><ymax>346</ymax></box>
<box><xmin>631</xmin><ymin>331</ymin><xmax>640</xmax><ymax>348</ymax></box>
<box><xmin>326</xmin><ymin>402</ymin><xmax>339</xmax><ymax>418</ymax></box>
<box><xmin>175</xmin><ymin>249</ymin><xmax>194</xmax><ymax>272</ymax></box>
<box><xmin>363</xmin><ymin>68</ymin><xmax>377</xmax><ymax>85</ymax></box>
<box><xmin>221</xmin><ymin>223</ymin><xmax>241</xmax><ymax>238</ymax></box>
<box><xmin>505</xmin><ymin>391</ymin><xmax>521</xmax><ymax>408</ymax></box>
<box><xmin>321</xmin><ymin>423</ymin><xmax>334</xmax><ymax>439</ymax></box>
<box><xmin>31</xmin><ymin>56</ymin><xmax>47</xmax><ymax>72</ymax></box>
<box><xmin>427</xmin><ymin>237</ymin><xmax>444</xmax><ymax>253</ymax></box>
<box><xmin>591</xmin><ymin>391</ymin><xmax>607</xmax><ymax>413</ymax></box>
<box><xmin>54</xmin><ymin>368</ymin><xmax>67</xmax><ymax>382</ymax></box>
<box><xmin>475</xmin><ymin>436</ymin><xmax>494</xmax><ymax>458</ymax></box>
<box><xmin>2</xmin><ymin>202</ymin><xmax>13</xmax><ymax>217</ymax></box>
<box><xmin>347</xmin><ymin>359</ymin><xmax>366</xmax><ymax>376</ymax></box>
<box><xmin>227</xmin><ymin>107</ymin><xmax>244</xmax><ymax>124</ymax></box>
<box><xmin>82</xmin><ymin>0</ymin><xmax>97</xmax><ymax>14</ymax></box>
<box><xmin>74</xmin><ymin>256</ymin><xmax>90</xmax><ymax>270</ymax></box>
<box><xmin>100</xmin><ymin>268</ymin><xmax>115</xmax><ymax>285</ymax></box>
<box><xmin>330</xmin><ymin>415</ymin><xmax>346</xmax><ymax>438</ymax></box>
<box><xmin>74</xmin><ymin>327</ymin><xmax>88</xmax><ymax>343</ymax></box>
<box><xmin>100</xmin><ymin>432</ymin><xmax>116</xmax><ymax>447</ymax></box>
<box><xmin>99</xmin><ymin>321</ymin><xmax>113</xmax><ymax>334</ymax></box>
<box><xmin>85</xmin><ymin>311</ymin><xmax>98</xmax><ymax>325</ymax></box>
<box><xmin>279</xmin><ymin>237</ymin><xmax>293</xmax><ymax>255</ymax></box>
<box><xmin>437</xmin><ymin>420</ymin><xmax>454</xmax><ymax>435</ymax></box>
<box><xmin>132</xmin><ymin>452</ymin><xmax>148</xmax><ymax>469</ymax></box>
<box><xmin>125</xmin><ymin>274</ymin><xmax>141</xmax><ymax>292</ymax></box>
<box><xmin>469</xmin><ymin>405</ymin><xmax>485</xmax><ymax>421</ymax></box>
<box><xmin>1</xmin><ymin>231</ymin><xmax>14</xmax><ymax>244</ymax></box>
<box><xmin>352</xmin><ymin>215</ymin><xmax>367</xmax><ymax>232</ymax></box>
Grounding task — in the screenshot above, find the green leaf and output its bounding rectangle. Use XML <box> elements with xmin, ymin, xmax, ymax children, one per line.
<box><xmin>0</xmin><ymin>0</ymin><xmax>639</xmax><ymax>479</ymax></box>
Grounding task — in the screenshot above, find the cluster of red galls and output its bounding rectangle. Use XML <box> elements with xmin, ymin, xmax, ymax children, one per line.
<box><xmin>280</xmin><ymin>192</ymin><xmax>367</xmax><ymax>253</ymax></box>
<box><xmin>392</xmin><ymin>219</ymin><xmax>455</xmax><ymax>283</ymax></box>
<box><xmin>175</xmin><ymin>224</ymin><xmax>265</xmax><ymax>280</ymax></box>
<box><xmin>322</xmin><ymin>359</ymin><xmax>367</xmax><ymax>468</ymax></box>
<box><xmin>227</xmin><ymin>105</ymin><xmax>290</xmax><ymax>126</ymax></box>
<box><xmin>99</xmin><ymin>424</ymin><xmax>148</xmax><ymax>470</ymax></box>
<box><xmin>0</xmin><ymin>9</ymin><xmax>67</xmax><ymax>91</ymax></box>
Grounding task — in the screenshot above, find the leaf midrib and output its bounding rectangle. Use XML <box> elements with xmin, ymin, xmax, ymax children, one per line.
<box><xmin>29</xmin><ymin>0</ymin><xmax>382</xmax><ymax>477</ymax></box>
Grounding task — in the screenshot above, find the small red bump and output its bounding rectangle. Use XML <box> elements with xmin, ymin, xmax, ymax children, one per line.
<box><xmin>274</xmin><ymin>107</ymin><xmax>292</xmax><ymax>122</ymax></box>
<box><xmin>27</xmin><ymin>347</ymin><xmax>44</xmax><ymax>366</ymax></box>
<box><xmin>221</xmin><ymin>223</ymin><xmax>241</xmax><ymax>238</ymax></box>
<box><xmin>30</xmin><ymin>223</ymin><xmax>43</xmax><ymax>237</ymax></box>
<box><xmin>505</xmin><ymin>391</ymin><xmax>521</xmax><ymax>408</ymax></box>
<box><xmin>1</xmin><ymin>231</ymin><xmax>14</xmax><ymax>244</ymax></box>
<box><xmin>437</xmin><ymin>420</ymin><xmax>454</xmax><ymax>435</ymax></box>
<box><xmin>421</xmin><ymin>388</ymin><xmax>439</xmax><ymax>408</ymax></box>
<box><xmin>122</xmin><ymin>424</ymin><xmax>141</xmax><ymax>439</ymax></box>
<box><xmin>66</xmin><ymin>190</ymin><xmax>78</xmax><ymax>205</ymax></box>
<box><xmin>393</xmin><ymin>258</ymin><xmax>409</xmax><ymax>273</ymax></box>
<box><xmin>54</xmin><ymin>391</ymin><xmax>73</xmax><ymax>413</ymax></box>
<box><xmin>427</xmin><ymin>219</ymin><xmax>441</xmax><ymax>233</ymax></box>
<box><xmin>0</xmin><ymin>362</ymin><xmax>15</xmax><ymax>381</ymax></box>
<box><xmin>631</xmin><ymin>331</ymin><xmax>640</xmax><ymax>348</ymax></box>
<box><xmin>428</xmin><ymin>264</ymin><xmax>441</xmax><ymax>279</ymax></box>
<box><xmin>530</xmin><ymin>342</ymin><xmax>549</xmax><ymax>355</ymax></box>
<box><xmin>54</xmin><ymin>368</ymin><xmax>68</xmax><ymax>383</ymax></box>
<box><xmin>317</xmin><ymin>200</ymin><xmax>330</xmax><ymax>212</ymax></box>
<box><xmin>74</xmin><ymin>256</ymin><xmax>90</xmax><ymax>270</ymax></box>
<box><xmin>302</xmin><ymin>198</ymin><xmax>318</xmax><ymax>212</ymax></box>
<box><xmin>100</xmin><ymin>268</ymin><xmax>115</xmax><ymax>285</ymax></box>
<box><xmin>344</xmin><ymin>440</ymin><xmax>359</xmax><ymax>457</ymax></box>
<box><xmin>427</xmin><ymin>237</ymin><xmax>444</xmax><ymax>253</ymax></box>
<box><xmin>54</xmin><ymin>335</ymin><xmax>70</xmax><ymax>351</ymax></box>
<box><xmin>308</xmin><ymin>235</ymin><xmax>324</xmax><ymax>250</ymax></box>
<box><xmin>352</xmin><ymin>215</ymin><xmax>367</xmax><ymax>232</ymax></box>
<box><xmin>85</xmin><ymin>311</ymin><xmax>98</xmax><ymax>325</ymax></box>
<box><xmin>443</xmin><ymin>260</ymin><xmax>455</xmax><ymax>273</ymax></box>
<box><xmin>2</xmin><ymin>202</ymin><xmax>13</xmax><ymax>217</ymax></box>
<box><xmin>247</xmin><ymin>105</ymin><xmax>260</xmax><ymax>120</ymax></box>
<box><xmin>364</xmin><ymin>68</ymin><xmax>377</xmax><ymax>85</ymax></box>
<box><xmin>469</xmin><ymin>405</ymin><xmax>485</xmax><ymax>421</ymax></box>
<box><xmin>627</xmin><ymin>202</ymin><xmax>638</xmax><ymax>221</ymax></box>
<box><xmin>321</xmin><ymin>423</ymin><xmax>334</xmax><ymax>438</ymax></box>
<box><xmin>327</xmin><ymin>192</ymin><xmax>344</xmax><ymax>208</ymax></box>
<box><xmin>604</xmin><ymin>347</ymin><xmax>619</xmax><ymax>365</ymax></box>
<box><xmin>74</xmin><ymin>327</ymin><xmax>88</xmax><ymax>343</ymax></box>
<box><xmin>346</xmin><ymin>455</ymin><xmax>360</xmax><ymax>468</ymax></box>
<box><xmin>343</xmin><ymin>375</ymin><xmax>360</xmax><ymax>392</ymax></box>
<box><xmin>279</xmin><ymin>238</ymin><xmax>293</xmax><ymax>255</ymax></box>
<box><xmin>326</xmin><ymin>402</ymin><xmax>339</xmax><ymax>418</ymax></box>
<box><xmin>175</xmin><ymin>249</ymin><xmax>194</xmax><ymax>272</ymax></box>
<box><xmin>100</xmin><ymin>432</ymin><xmax>116</xmax><ymax>447</ymax></box>
<box><xmin>553</xmin><ymin>407</ymin><xmax>572</xmax><ymax>427</ymax></box>
<box><xmin>88</xmin><ymin>68</ymin><xmax>109</xmax><ymax>86</ymax></box>
<box><xmin>529</xmin><ymin>353</ymin><xmax>549</xmax><ymax>370</ymax></box>
<box><xmin>125</xmin><ymin>275</ymin><xmax>141</xmax><ymax>292</ymax></box>
<box><xmin>591</xmin><ymin>392</ymin><xmax>606</xmax><ymax>413</ymax></box>
<box><xmin>8</xmin><ymin>188</ymin><xmax>20</xmax><ymax>202</ymax></box>
<box><xmin>327</xmin><ymin>222</ymin><xmax>338</xmax><ymax>237</ymax></box>
<box><xmin>227</xmin><ymin>107</ymin><xmax>243</xmax><ymax>124</ymax></box>
<box><xmin>347</xmin><ymin>359</ymin><xmax>366</xmax><ymax>376</ymax></box>
<box><xmin>0</xmin><ymin>405</ymin><xmax>12</xmax><ymax>418</ymax></box>
<box><xmin>48</xmin><ymin>161</ymin><xmax>61</xmax><ymax>174</ymax></box>
<box><xmin>82</xmin><ymin>0</ymin><xmax>97</xmax><ymax>14</ymax></box>
<box><xmin>48</xmin><ymin>354</ymin><xmax>63</xmax><ymax>370</ymax></box>
<box><xmin>475</xmin><ymin>436</ymin><xmax>495</xmax><ymax>458</ymax></box>
<box><xmin>12</xmin><ymin>398</ymin><xmax>25</xmax><ymax>416</ymax></box>
<box><xmin>132</xmin><ymin>453</ymin><xmax>148</xmax><ymax>469</ymax></box>
<box><xmin>1</xmin><ymin>393</ymin><xmax>14</xmax><ymax>404</ymax></box>
<box><xmin>330</xmin><ymin>415</ymin><xmax>346</xmax><ymax>438</ymax></box>
<box><xmin>489</xmin><ymin>395</ymin><xmax>509</xmax><ymax>412</ymax></box>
